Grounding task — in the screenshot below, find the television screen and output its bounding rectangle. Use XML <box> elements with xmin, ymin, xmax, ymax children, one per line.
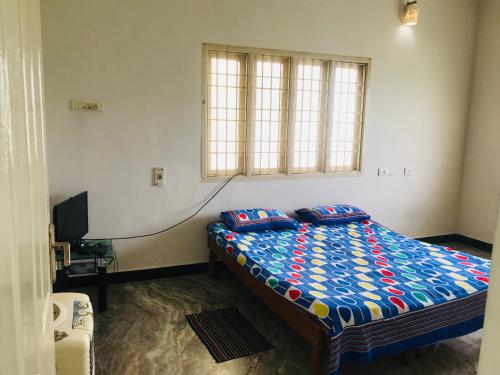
<box><xmin>53</xmin><ymin>191</ymin><xmax>88</xmax><ymax>242</ymax></box>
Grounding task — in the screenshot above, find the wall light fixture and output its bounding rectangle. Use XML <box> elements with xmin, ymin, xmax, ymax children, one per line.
<box><xmin>402</xmin><ymin>1</ymin><xmax>419</xmax><ymax>26</ymax></box>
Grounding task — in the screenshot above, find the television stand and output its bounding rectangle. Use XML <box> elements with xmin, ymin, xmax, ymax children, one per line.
<box><xmin>53</xmin><ymin>240</ymin><xmax>114</xmax><ymax>312</ymax></box>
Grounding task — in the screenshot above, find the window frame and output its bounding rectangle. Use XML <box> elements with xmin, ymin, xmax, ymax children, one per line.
<box><xmin>201</xmin><ymin>43</ymin><xmax>371</xmax><ymax>180</ymax></box>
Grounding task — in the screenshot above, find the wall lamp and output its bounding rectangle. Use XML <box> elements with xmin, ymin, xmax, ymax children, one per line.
<box><xmin>402</xmin><ymin>1</ymin><xmax>419</xmax><ymax>26</ymax></box>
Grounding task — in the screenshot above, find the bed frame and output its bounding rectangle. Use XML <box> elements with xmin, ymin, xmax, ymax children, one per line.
<box><xmin>208</xmin><ymin>237</ymin><xmax>329</xmax><ymax>374</ymax></box>
<box><xmin>208</xmin><ymin>237</ymin><xmax>418</xmax><ymax>373</ymax></box>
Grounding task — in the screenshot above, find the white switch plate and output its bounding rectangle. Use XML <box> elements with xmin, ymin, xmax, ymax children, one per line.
<box><xmin>378</xmin><ymin>168</ymin><xmax>396</xmax><ymax>177</ymax></box>
<box><xmin>404</xmin><ymin>168</ymin><xmax>413</xmax><ymax>176</ymax></box>
<box><xmin>71</xmin><ymin>99</ymin><xmax>103</xmax><ymax>112</ymax></box>
<box><xmin>152</xmin><ymin>167</ymin><xmax>165</xmax><ymax>186</ymax></box>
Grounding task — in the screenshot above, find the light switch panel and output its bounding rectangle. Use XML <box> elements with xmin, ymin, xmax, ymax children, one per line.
<box><xmin>152</xmin><ymin>167</ymin><xmax>165</xmax><ymax>186</ymax></box>
<box><xmin>71</xmin><ymin>99</ymin><xmax>103</xmax><ymax>112</ymax></box>
<box><xmin>378</xmin><ymin>168</ymin><xmax>396</xmax><ymax>177</ymax></box>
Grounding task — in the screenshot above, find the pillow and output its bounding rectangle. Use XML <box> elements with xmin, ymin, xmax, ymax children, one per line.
<box><xmin>220</xmin><ymin>208</ymin><xmax>298</xmax><ymax>232</ymax></box>
<box><xmin>295</xmin><ymin>205</ymin><xmax>370</xmax><ymax>226</ymax></box>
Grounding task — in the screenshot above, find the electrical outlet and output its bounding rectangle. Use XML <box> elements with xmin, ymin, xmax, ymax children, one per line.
<box><xmin>377</xmin><ymin>168</ymin><xmax>396</xmax><ymax>177</ymax></box>
<box><xmin>152</xmin><ymin>167</ymin><xmax>165</xmax><ymax>186</ymax></box>
<box><xmin>404</xmin><ymin>168</ymin><xmax>413</xmax><ymax>176</ymax></box>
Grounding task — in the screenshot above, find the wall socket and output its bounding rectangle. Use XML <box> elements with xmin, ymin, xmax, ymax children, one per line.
<box><xmin>152</xmin><ymin>167</ymin><xmax>165</xmax><ymax>186</ymax></box>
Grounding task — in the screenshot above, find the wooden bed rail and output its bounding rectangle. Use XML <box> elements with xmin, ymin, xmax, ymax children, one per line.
<box><xmin>208</xmin><ymin>237</ymin><xmax>328</xmax><ymax>375</ymax></box>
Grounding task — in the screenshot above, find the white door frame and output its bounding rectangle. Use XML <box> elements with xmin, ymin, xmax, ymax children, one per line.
<box><xmin>478</xmin><ymin>201</ymin><xmax>500</xmax><ymax>374</ymax></box>
<box><xmin>0</xmin><ymin>0</ymin><xmax>55</xmax><ymax>373</ymax></box>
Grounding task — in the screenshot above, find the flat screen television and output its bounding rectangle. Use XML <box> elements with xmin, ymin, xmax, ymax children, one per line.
<box><xmin>53</xmin><ymin>191</ymin><xmax>88</xmax><ymax>243</ymax></box>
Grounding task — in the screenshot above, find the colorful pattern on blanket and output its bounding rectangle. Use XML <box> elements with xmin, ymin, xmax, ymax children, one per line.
<box><xmin>208</xmin><ymin>220</ymin><xmax>490</xmax><ymax>373</ymax></box>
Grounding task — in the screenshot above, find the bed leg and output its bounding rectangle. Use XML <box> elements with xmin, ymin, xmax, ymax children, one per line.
<box><xmin>310</xmin><ymin>343</ymin><xmax>325</xmax><ymax>375</ymax></box>
<box><xmin>209</xmin><ymin>250</ymin><xmax>217</xmax><ymax>278</ymax></box>
<box><xmin>415</xmin><ymin>348</ymin><xmax>423</xmax><ymax>358</ymax></box>
<box><xmin>402</xmin><ymin>349</ymin><xmax>416</xmax><ymax>367</ymax></box>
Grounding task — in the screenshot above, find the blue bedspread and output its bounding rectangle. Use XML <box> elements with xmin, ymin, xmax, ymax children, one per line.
<box><xmin>208</xmin><ymin>220</ymin><xmax>490</xmax><ymax>373</ymax></box>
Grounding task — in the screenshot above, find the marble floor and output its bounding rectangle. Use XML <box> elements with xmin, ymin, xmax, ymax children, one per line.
<box><xmin>79</xmin><ymin>242</ymin><xmax>490</xmax><ymax>375</ymax></box>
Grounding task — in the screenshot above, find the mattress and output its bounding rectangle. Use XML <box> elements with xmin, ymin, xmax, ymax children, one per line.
<box><xmin>208</xmin><ymin>220</ymin><xmax>490</xmax><ymax>374</ymax></box>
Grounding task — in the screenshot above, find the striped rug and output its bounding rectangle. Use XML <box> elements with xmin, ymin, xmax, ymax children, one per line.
<box><xmin>186</xmin><ymin>308</ymin><xmax>273</xmax><ymax>362</ymax></box>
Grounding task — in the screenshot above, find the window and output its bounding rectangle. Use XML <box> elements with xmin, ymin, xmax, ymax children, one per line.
<box><xmin>328</xmin><ymin>62</ymin><xmax>366</xmax><ymax>172</ymax></box>
<box><xmin>206</xmin><ymin>50</ymin><xmax>247</xmax><ymax>177</ymax></box>
<box><xmin>292</xmin><ymin>58</ymin><xmax>329</xmax><ymax>173</ymax></box>
<box><xmin>203</xmin><ymin>44</ymin><xmax>369</xmax><ymax>178</ymax></box>
<box><xmin>253</xmin><ymin>55</ymin><xmax>290</xmax><ymax>175</ymax></box>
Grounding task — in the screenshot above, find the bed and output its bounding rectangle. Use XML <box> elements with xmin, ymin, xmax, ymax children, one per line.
<box><xmin>207</xmin><ymin>219</ymin><xmax>490</xmax><ymax>375</ymax></box>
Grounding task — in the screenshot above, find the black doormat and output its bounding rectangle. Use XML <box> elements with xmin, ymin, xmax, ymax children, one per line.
<box><xmin>186</xmin><ymin>307</ymin><xmax>273</xmax><ymax>363</ymax></box>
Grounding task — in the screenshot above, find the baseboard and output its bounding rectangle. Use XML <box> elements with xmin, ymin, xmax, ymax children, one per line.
<box><xmin>107</xmin><ymin>262</ymin><xmax>210</xmax><ymax>283</ymax></box>
<box><xmin>416</xmin><ymin>233</ymin><xmax>493</xmax><ymax>252</ymax></box>
<box><xmin>62</xmin><ymin>234</ymin><xmax>492</xmax><ymax>289</ymax></box>
<box><xmin>454</xmin><ymin>234</ymin><xmax>493</xmax><ymax>252</ymax></box>
<box><xmin>63</xmin><ymin>261</ymin><xmax>227</xmax><ymax>289</ymax></box>
<box><xmin>416</xmin><ymin>234</ymin><xmax>457</xmax><ymax>244</ymax></box>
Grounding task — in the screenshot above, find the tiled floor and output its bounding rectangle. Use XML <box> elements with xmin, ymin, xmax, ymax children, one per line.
<box><xmin>79</xmin><ymin>243</ymin><xmax>490</xmax><ymax>375</ymax></box>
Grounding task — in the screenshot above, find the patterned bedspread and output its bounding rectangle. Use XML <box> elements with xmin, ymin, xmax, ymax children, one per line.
<box><xmin>208</xmin><ymin>220</ymin><xmax>490</xmax><ymax>374</ymax></box>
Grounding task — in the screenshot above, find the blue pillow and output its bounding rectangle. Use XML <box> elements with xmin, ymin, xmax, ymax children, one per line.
<box><xmin>220</xmin><ymin>208</ymin><xmax>298</xmax><ymax>232</ymax></box>
<box><xmin>295</xmin><ymin>205</ymin><xmax>370</xmax><ymax>226</ymax></box>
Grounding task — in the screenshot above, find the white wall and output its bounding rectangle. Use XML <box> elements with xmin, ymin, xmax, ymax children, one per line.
<box><xmin>41</xmin><ymin>0</ymin><xmax>479</xmax><ymax>272</ymax></box>
<box><xmin>458</xmin><ymin>0</ymin><xmax>500</xmax><ymax>244</ymax></box>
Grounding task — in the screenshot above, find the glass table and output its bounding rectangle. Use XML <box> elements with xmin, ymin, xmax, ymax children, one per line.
<box><xmin>54</xmin><ymin>240</ymin><xmax>114</xmax><ymax>311</ymax></box>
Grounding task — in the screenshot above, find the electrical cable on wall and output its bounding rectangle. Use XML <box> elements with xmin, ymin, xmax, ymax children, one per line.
<box><xmin>86</xmin><ymin>174</ymin><xmax>239</xmax><ymax>241</ymax></box>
